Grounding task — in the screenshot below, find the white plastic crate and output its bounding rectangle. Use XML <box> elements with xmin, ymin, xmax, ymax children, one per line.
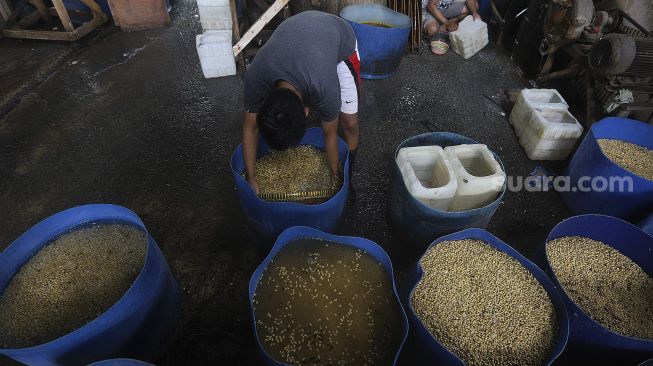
<box><xmin>509</xmin><ymin>89</ymin><xmax>569</xmax><ymax>127</ymax></box>
<box><xmin>445</xmin><ymin>144</ymin><xmax>505</xmax><ymax>211</ymax></box>
<box><xmin>517</xmin><ymin>108</ymin><xmax>583</xmax><ymax>160</ymax></box>
<box><xmin>197</xmin><ymin>0</ymin><xmax>232</xmax><ymax>30</ymax></box>
<box><xmin>196</xmin><ymin>30</ymin><xmax>236</xmax><ymax>78</ymax></box>
<box><xmin>396</xmin><ymin>146</ymin><xmax>458</xmax><ymax>211</ymax></box>
<box><xmin>449</xmin><ymin>16</ymin><xmax>489</xmax><ymax>59</ymax></box>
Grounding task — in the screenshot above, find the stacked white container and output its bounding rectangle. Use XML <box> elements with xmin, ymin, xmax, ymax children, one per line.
<box><xmin>445</xmin><ymin>144</ymin><xmax>506</xmax><ymax>211</ymax></box>
<box><xmin>396</xmin><ymin>146</ymin><xmax>458</xmax><ymax>211</ymax></box>
<box><xmin>510</xmin><ymin>89</ymin><xmax>583</xmax><ymax>160</ymax></box>
<box><xmin>196</xmin><ymin>30</ymin><xmax>236</xmax><ymax>78</ymax></box>
<box><xmin>197</xmin><ymin>0</ymin><xmax>232</xmax><ymax>31</ymax></box>
<box><xmin>449</xmin><ymin>16</ymin><xmax>489</xmax><ymax>59</ymax></box>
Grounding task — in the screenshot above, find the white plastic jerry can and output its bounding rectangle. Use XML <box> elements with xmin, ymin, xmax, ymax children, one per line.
<box><xmin>445</xmin><ymin>144</ymin><xmax>505</xmax><ymax>211</ymax></box>
<box><xmin>449</xmin><ymin>16</ymin><xmax>489</xmax><ymax>59</ymax></box>
<box><xmin>197</xmin><ymin>0</ymin><xmax>232</xmax><ymax>31</ymax></box>
<box><xmin>396</xmin><ymin>146</ymin><xmax>458</xmax><ymax>211</ymax></box>
<box><xmin>509</xmin><ymin>89</ymin><xmax>569</xmax><ymax>127</ymax></box>
<box><xmin>518</xmin><ymin>108</ymin><xmax>584</xmax><ymax>161</ymax></box>
<box><xmin>196</xmin><ymin>30</ymin><xmax>237</xmax><ymax>78</ymax></box>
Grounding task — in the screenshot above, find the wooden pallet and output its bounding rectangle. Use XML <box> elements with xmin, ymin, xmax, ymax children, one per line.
<box><xmin>3</xmin><ymin>0</ymin><xmax>107</xmax><ymax>41</ymax></box>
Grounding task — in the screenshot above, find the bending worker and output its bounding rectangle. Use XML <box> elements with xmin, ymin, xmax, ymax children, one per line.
<box><xmin>241</xmin><ymin>10</ymin><xmax>361</xmax><ymax>200</ymax></box>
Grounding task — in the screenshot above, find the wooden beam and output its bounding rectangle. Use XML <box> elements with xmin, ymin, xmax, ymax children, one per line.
<box><xmin>28</xmin><ymin>0</ymin><xmax>52</xmax><ymax>23</ymax></box>
<box><xmin>79</xmin><ymin>0</ymin><xmax>104</xmax><ymax>17</ymax></box>
<box><xmin>3</xmin><ymin>6</ymin><xmax>106</xmax><ymax>40</ymax></box>
<box><xmin>0</xmin><ymin>0</ymin><xmax>12</xmax><ymax>22</ymax></box>
<box><xmin>51</xmin><ymin>0</ymin><xmax>74</xmax><ymax>32</ymax></box>
<box><xmin>232</xmin><ymin>0</ymin><xmax>289</xmax><ymax>57</ymax></box>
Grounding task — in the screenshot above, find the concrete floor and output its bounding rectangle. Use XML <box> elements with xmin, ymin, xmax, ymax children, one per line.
<box><xmin>0</xmin><ymin>0</ymin><xmax>573</xmax><ymax>364</ymax></box>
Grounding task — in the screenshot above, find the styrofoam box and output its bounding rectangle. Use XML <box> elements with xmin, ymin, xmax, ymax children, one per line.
<box><xmin>445</xmin><ymin>144</ymin><xmax>506</xmax><ymax>211</ymax></box>
<box><xmin>396</xmin><ymin>146</ymin><xmax>458</xmax><ymax>211</ymax></box>
<box><xmin>196</xmin><ymin>30</ymin><xmax>236</xmax><ymax>78</ymax></box>
<box><xmin>509</xmin><ymin>89</ymin><xmax>569</xmax><ymax>127</ymax></box>
<box><xmin>449</xmin><ymin>16</ymin><xmax>489</xmax><ymax>59</ymax></box>
<box><xmin>517</xmin><ymin>108</ymin><xmax>583</xmax><ymax>160</ymax></box>
<box><xmin>197</xmin><ymin>0</ymin><xmax>232</xmax><ymax>30</ymax></box>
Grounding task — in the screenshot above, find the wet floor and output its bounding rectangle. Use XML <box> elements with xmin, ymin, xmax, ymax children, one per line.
<box><xmin>0</xmin><ymin>0</ymin><xmax>572</xmax><ymax>364</ymax></box>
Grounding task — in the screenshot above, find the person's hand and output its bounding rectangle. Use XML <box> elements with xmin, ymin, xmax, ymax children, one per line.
<box><xmin>445</xmin><ymin>20</ymin><xmax>458</xmax><ymax>32</ymax></box>
<box><xmin>472</xmin><ymin>12</ymin><xmax>481</xmax><ymax>21</ymax></box>
<box><xmin>248</xmin><ymin>178</ymin><xmax>260</xmax><ymax>195</ymax></box>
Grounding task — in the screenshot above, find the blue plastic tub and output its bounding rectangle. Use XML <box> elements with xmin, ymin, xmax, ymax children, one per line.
<box><xmin>230</xmin><ymin>128</ymin><xmax>350</xmax><ymax>248</ymax></box>
<box><xmin>560</xmin><ymin>117</ymin><xmax>653</xmax><ymax>219</ymax></box>
<box><xmin>340</xmin><ymin>5</ymin><xmax>412</xmax><ymax>79</ymax></box>
<box><xmin>387</xmin><ymin>132</ymin><xmax>506</xmax><ymax>251</ymax></box>
<box><xmin>640</xmin><ymin>213</ymin><xmax>653</xmax><ymax>237</ymax></box>
<box><xmin>89</xmin><ymin>359</ymin><xmax>154</xmax><ymax>366</ymax></box>
<box><xmin>0</xmin><ymin>204</ymin><xmax>180</xmax><ymax>366</ymax></box>
<box><xmin>537</xmin><ymin>215</ymin><xmax>653</xmax><ymax>363</ymax></box>
<box><xmin>248</xmin><ymin>226</ymin><xmax>409</xmax><ymax>366</ymax></box>
<box><xmin>402</xmin><ymin>228</ymin><xmax>569</xmax><ymax>366</ymax></box>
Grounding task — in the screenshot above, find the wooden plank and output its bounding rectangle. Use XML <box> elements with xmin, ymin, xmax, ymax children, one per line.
<box><xmin>232</xmin><ymin>0</ymin><xmax>289</xmax><ymax>57</ymax></box>
<box><xmin>79</xmin><ymin>0</ymin><xmax>104</xmax><ymax>16</ymax></box>
<box><xmin>52</xmin><ymin>0</ymin><xmax>74</xmax><ymax>32</ymax></box>
<box><xmin>4</xmin><ymin>27</ymin><xmax>77</xmax><ymax>40</ymax></box>
<box><xmin>28</xmin><ymin>0</ymin><xmax>52</xmax><ymax>23</ymax></box>
<box><xmin>0</xmin><ymin>0</ymin><xmax>12</xmax><ymax>22</ymax></box>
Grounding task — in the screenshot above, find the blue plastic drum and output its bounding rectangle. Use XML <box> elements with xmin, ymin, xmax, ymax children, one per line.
<box><xmin>230</xmin><ymin>128</ymin><xmax>350</xmax><ymax>248</ymax></box>
<box><xmin>537</xmin><ymin>215</ymin><xmax>653</xmax><ymax>364</ymax></box>
<box><xmin>560</xmin><ymin>117</ymin><xmax>653</xmax><ymax>219</ymax></box>
<box><xmin>640</xmin><ymin>213</ymin><xmax>653</xmax><ymax>238</ymax></box>
<box><xmin>248</xmin><ymin>226</ymin><xmax>409</xmax><ymax>366</ymax></box>
<box><xmin>0</xmin><ymin>204</ymin><xmax>180</xmax><ymax>366</ymax></box>
<box><xmin>402</xmin><ymin>228</ymin><xmax>569</xmax><ymax>366</ymax></box>
<box><xmin>89</xmin><ymin>359</ymin><xmax>154</xmax><ymax>366</ymax></box>
<box><xmin>387</xmin><ymin>132</ymin><xmax>506</xmax><ymax>252</ymax></box>
<box><xmin>340</xmin><ymin>5</ymin><xmax>412</xmax><ymax>79</ymax></box>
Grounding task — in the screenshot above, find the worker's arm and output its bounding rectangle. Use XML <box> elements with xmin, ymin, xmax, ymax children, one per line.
<box><xmin>321</xmin><ymin>119</ymin><xmax>340</xmax><ymax>178</ymax></box>
<box><xmin>466</xmin><ymin>0</ymin><xmax>480</xmax><ymax>20</ymax></box>
<box><xmin>242</xmin><ymin>112</ymin><xmax>260</xmax><ymax>194</ymax></box>
<box><xmin>428</xmin><ymin>0</ymin><xmax>449</xmax><ymax>24</ymax></box>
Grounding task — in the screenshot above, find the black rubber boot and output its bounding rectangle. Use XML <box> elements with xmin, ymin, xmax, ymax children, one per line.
<box><xmin>348</xmin><ymin>148</ymin><xmax>358</xmax><ymax>204</ymax></box>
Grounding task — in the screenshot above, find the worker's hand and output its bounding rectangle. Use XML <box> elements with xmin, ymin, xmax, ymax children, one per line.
<box><xmin>445</xmin><ymin>20</ymin><xmax>458</xmax><ymax>32</ymax></box>
<box><xmin>472</xmin><ymin>12</ymin><xmax>481</xmax><ymax>21</ymax></box>
<box><xmin>248</xmin><ymin>178</ymin><xmax>260</xmax><ymax>195</ymax></box>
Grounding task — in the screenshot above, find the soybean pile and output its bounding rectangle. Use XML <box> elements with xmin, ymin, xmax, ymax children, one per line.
<box><xmin>253</xmin><ymin>239</ymin><xmax>404</xmax><ymax>366</ymax></box>
<box><xmin>255</xmin><ymin>146</ymin><xmax>341</xmax><ymax>199</ymax></box>
<box><xmin>547</xmin><ymin>236</ymin><xmax>653</xmax><ymax>339</ymax></box>
<box><xmin>597</xmin><ymin>139</ymin><xmax>653</xmax><ymax>181</ymax></box>
<box><xmin>411</xmin><ymin>239</ymin><xmax>558</xmax><ymax>366</ymax></box>
<box><xmin>0</xmin><ymin>224</ymin><xmax>147</xmax><ymax>349</ymax></box>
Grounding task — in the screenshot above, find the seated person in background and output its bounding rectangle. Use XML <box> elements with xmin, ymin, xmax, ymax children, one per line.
<box><xmin>422</xmin><ymin>0</ymin><xmax>480</xmax><ymax>55</ymax></box>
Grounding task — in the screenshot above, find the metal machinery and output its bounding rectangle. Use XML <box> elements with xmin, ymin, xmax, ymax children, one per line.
<box><xmin>515</xmin><ymin>0</ymin><xmax>652</xmax><ymax>124</ymax></box>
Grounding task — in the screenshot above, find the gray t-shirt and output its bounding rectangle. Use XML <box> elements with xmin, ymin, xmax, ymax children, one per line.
<box><xmin>243</xmin><ymin>11</ymin><xmax>356</xmax><ymax>122</ymax></box>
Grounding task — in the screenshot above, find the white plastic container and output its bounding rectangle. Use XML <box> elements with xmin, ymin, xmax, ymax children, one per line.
<box><xmin>449</xmin><ymin>16</ymin><xmax>489</xmax><ymax>59</ymax></box>
<box><xmin>516</xmin><ymin>108</ymin><xmax>584</xmax><ymax>160</ymax></box>
<box><xmin>396</xmin><ymin>146</ymin><xmax>458</xmax><ymax>211</ymax></box>
<box><xmin>196</xmin><ymin>30</ymin><xmax>236</xmax><ymax>78</ymax></box>
<box><xmin>509</xmin><ymin>89</ymin><xmax>569</xmax><ymax>127</ymax></box>
<box><xmin>445</xmin><ymin>144</ymin><xmax>506</xmax><ymax>211</ymax></box>
<box><xmin>197</xmin><ymin>0</ymin><xmax>232</xmax><ymax>30</ymax></box>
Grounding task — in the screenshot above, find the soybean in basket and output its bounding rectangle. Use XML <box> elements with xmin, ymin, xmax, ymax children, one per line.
<box><xmin>411</xmin><ymin>239</ymin><xmax>558</xmax><ymax>366</ymax></box>
<box><xmin>0</xmin><ymin>224</ymin><xmax>147</xmax><ymax>349</ymax></box>
<box><xmin>253</xmin><ymin>238</ymin><xmax>404</xmax><ymax>366</ymax></box>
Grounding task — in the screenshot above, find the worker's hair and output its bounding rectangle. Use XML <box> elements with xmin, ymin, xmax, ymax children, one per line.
<box><xmin>257</xmin><ymin>89</ymin><xmax>307</xmax><ymax>150</ymax></box>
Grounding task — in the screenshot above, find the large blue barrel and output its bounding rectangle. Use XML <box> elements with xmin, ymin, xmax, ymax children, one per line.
<box><xmin>230</xmin><ymin>128</ymin><xmax>350</xmax><ymax>248</ymax></box>
<box><xmin>0</xmin><ymin>204</ymin><xmax>180</xmax><ymax>366</ymax></box>
<box><xmin>340</xmin><ymin>5</ymin><xmax>412</xmax><ymax>79</ymax></box>
<box><xmin>640</xmin><ymin>213</ymin><xmax>653</xmax><ymax>237</ymax></box>
<box><xmin>536</xmin><ymin>215</ymin><xmax>653</xmax><ymax>364</ymax></box>
<box><xmin>89</xmin><ymin>359</ymin><xmax>154</xmax><ymax>366</ymax></box>
<box><xmin>560</xmin><ymin>117</ymin><xmax>653</xmax><ymax>219</ymax></box>
<box><xmin>387</xmin><ymin>132</ymin><xmax>506</xmax><ymax>252</ymax></box>
<box><xmin>248</xmin><ymin>226</ymin><xmax>409</xmax><ymax>366</ymax></box>
<box><xmin>402</xmin><ymin>228</ymin><xmax>569</xmax><ymax>366</ymax></box>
